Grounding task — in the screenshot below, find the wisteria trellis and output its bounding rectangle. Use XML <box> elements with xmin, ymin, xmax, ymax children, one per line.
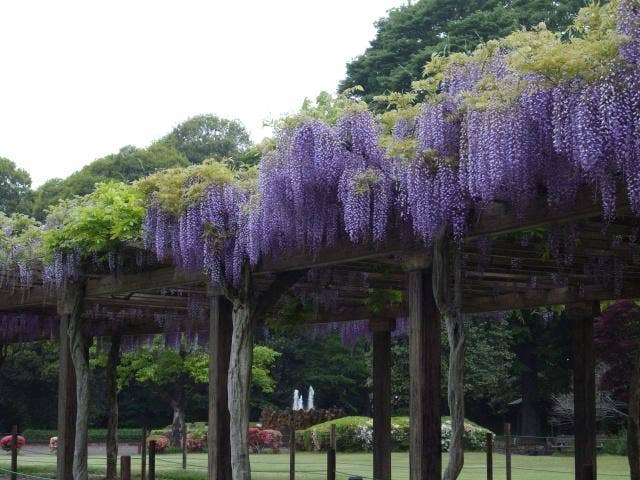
<box><xmin>1</xmin><ymin>0</ymin><xmax>640</xmax><ymax>308</ymax></box>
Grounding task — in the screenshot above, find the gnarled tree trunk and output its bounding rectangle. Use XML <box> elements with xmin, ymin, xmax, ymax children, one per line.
<box><xmin>63</xmin><ymin>280</ymin><xmax>89</xmax><ymax>480</ymax></box>
<box><xmin>629</xmin><ymin>349</ymin><xmax>640</xmax><ymax>480</ymax></box>
<box><xmin>171</xmin><ymin>400</ymin><xmax>186</xmax><ymax>447</ymax></box>
<box><xmin>106</xmin><ymin>335</ymin><xmax>121</xmax><ymax>480</ymax></box>
<box><xmin>228</xmin><ymin>299</ymin><xmax>254</xmax><ymax>480</ymax></box>
<box><xmin>433</xmin><ymin>234</ymin><xmax>465</xmax><ymax>480</ymax></box>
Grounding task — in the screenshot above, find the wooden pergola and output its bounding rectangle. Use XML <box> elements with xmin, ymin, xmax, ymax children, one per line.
<box><xmin>1</xmin><ymin>184</ymin><xmax>638</xmax><ymax>480</ymax></box>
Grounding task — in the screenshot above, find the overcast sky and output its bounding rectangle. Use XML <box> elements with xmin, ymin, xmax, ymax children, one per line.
<box><xmin>0</xmin><ymin>0</ymin><xmax>404</xmax><ymax>187</ymax></box>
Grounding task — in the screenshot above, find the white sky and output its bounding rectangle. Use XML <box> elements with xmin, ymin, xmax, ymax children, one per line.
<box><xmin>0</xmin><ymin>0</ymin><xmax>404</xmax><ymax>187</ymax></box>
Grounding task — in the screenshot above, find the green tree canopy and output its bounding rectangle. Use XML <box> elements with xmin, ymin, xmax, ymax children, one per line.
<box><xmin>160</xmin><ymin>114</ymin><xmax>252</xmax><ymax>165</ymax></box>
<box><xmin>0</xmin><ymin>157</ymin><xmax>33</xmax><ymax>215</ymax></box>
<box><xmin>339</xmin><ymin>0</ymin><xmax>585</xmax><ymax>103</ymax></box>
<box><xmin>31</xmin><ymin>144</ymin><xmax>189</xmax><ymax>220</ymax></box>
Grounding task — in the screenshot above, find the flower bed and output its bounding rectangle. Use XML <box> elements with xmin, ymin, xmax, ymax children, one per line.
<box><xmin>0</xmin><ymin>435</ymin><xmax>25</xmax><ymax>451</ymax></box>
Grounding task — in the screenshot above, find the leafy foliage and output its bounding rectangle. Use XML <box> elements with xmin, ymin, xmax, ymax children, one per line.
<box><xmin>31</xmin><ymin>144</ymin><xmax>189</xmax><ymax>220</ymax></box>
<box><xmin>43</xmin><ymin>182</ymin><xmax>145</xmax><ymax>257</ymax></box>
<box><xmin>595</xmin><ymin>299</ymin><xmax>640</xmax><ymax>401</ymax></box>
<box><xmin>160</xmin><ymin>114</ymin><xmax>252</xmax><ymax>165</ymax></box>
<box><xmin>0</xmin><ymin>157</ymin><xmax>32</xmax><ymax>216</ymax></box>
<box><xmin>339</xmin><ymin>0</ymin><xmax>586</xmax><ymax>103</ymax></box>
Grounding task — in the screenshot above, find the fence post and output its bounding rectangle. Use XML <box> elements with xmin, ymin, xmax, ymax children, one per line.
<box><xmin>141</xmin><ymin>426</ymin><xmax>148</xmax><ymax>480</ymax></box>
<box><xmin>505</xmin><ymin>423</ymin><xmax>512</xmax><ymax>480</ymax></box>
<box><xmin>584</xmin><ymin>464</ymin><xmax>594</xmax><ymax>480</ymax></box>
<box><xmin>120</xmin><ymin>455</ymin><xmax>131</xmax><ymax>480</ymax></box>
<box><xmin>327</xmin><ymin>424</ymin><xmax>336</xmax><ymax>480</ymax></box>
<box><xmin>289</xmin><ymin>415</ymin><xmax>296</xmax><ymax>480</ymax></box>
<box><xmin>10</xmin><ymin>425</ymin><xmax>18</xmax><ymax>480</ymax></box>
<box><xmin>148</xmin><ymin>440</ymin><xmax>156</xmax><ymax>480</ymax></box>
<box><xmin>484</xmin><ymin>432</ymin><xmax>492</xmax><ymax>480</ymax></box>
<box><xmin>182</xmin><ymin>422</ymin><xmax>187</xmax><ymax>470</ymax></box>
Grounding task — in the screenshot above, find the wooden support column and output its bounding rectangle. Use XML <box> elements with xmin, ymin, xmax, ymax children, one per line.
<box><xmin>568</xmin><ymin>301</ymin><xmax>599</xmax><ymax>480</ymax></box>
<box><xmin>57</xmin><ymin>296</ymin><xmax>77</xmax><ymax>480</ymax></box>
<box><xmin>208</xmin><ymin>293</ymin><xmax>232</xmax><ymax>480</ymax></box>
<box><xmin>408</xmin><ymin>268</ymin><xmax>441</xmax><ymax>480</ymax></box>
<box><xmin>106</xmin><ymin>335</ymin><xmax>121</xmax><ymax>480</ymax></box>
<box><xmin>370</xmin><ymin>318</ymin><xmax>395</xmax><ymax>480</ymax></box>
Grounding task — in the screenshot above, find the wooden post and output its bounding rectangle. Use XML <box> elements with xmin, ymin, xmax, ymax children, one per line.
<box><xmin>207</xmin><ymin>293</ymin><xmax>232</xmax><ymax>480</ymax></box>
<box><xmin>486</xmin><ymin>433</ymin><xmax>493</xmax><ymax>480</ymax></box>
<box><xmin>370</xmin><ymin>318</ymin><xmax>395</xmax><ymax>480</ymax></box>
<box><xmin>408</xmin><ymin>268</ymin><xmax>441</xmax><ymax>480</ymax></box>
<box><xmin>505</xmin><ymin>423</ymin><xmax>512</xmax><ymax>480</ymax></box>
<box><xmin>327</xmin><ymin>424</ymin><xmax>337</xmax><ymax>480</ymax></box>
<box><xmin>57</xmin><ymin>306</ymin><xmax>76</xmax><ymax>480</ymax></box>
<box><xmin>149</xmin><ymin>440</ymin><xmax>156</xmax><ymax>480</ymax></box>
<box><xmin>106</xmin><ymin>335</ymin><xmax>121</xmax><ymax>480</ymax></box>
<box><xmin>289</xmin><ymin>415</ymin><xmax>295</xmax><ymax>480</ymax></box>
<box><xmin>182</xmin><ymin>421</ymin><xmax>187</xmax><ymax>470</ymax></box>
<box><xmin>120</xmin><ymin>455</ymin><xmax>131</xmax><ymax>480</ymax></box>
<box><xmin>10</xmin><ymin>425</ymin><xmax>17</xmax><ymax>480</ymax></box>
<box><xmin>569</xmin><ymin>301</ymin><xmax>599</xmax><ymax>480</ymax></box>
<box><xmin>141</xmin><ymin>426</ymin><xmax>147</xmax><ymax>480</ymax></box>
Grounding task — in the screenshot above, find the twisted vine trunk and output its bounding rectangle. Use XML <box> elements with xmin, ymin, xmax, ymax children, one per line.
<box><xmin>62</xmin><ymin>280</ymin><xmax>89</xmax><ymax>480</ymax></box>
<box><xmin>433</xmin><ymin>234</ymin><xmax>465</xmax><ymax>480</ymax></box>
<box><xmin>106</xmin><ymin>335</ymin><xmax>121</xmax><ymax>480</ymax></box>
<box><xmin>228</xmin><ymin>299</ymin><xmax>254</xmax><ymax>480</ymax></box>
<box><xmin>629</xmin><ymin>349</ymin><xmax>640</xmax><ymax>480</ymax></box>
<box><xmin>444</xmin><ymin>311</ymin><xmax>465</xmax><ymax>480</ymax></box>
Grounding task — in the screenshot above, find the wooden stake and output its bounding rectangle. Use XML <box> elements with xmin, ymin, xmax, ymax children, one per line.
<box><xmin>505</xmin><ymin>423</ymin><xmax>512</xmax><ymax>480</ymax></box>
<box><xmin>486</xmin><ymin>433</ymin><xmax>493</xmax><ymax>480</ymax></box>
<box><xmin>289</xmin><ymin>414</ymin><xmax>295</xmax><ymax>480</ymax></box>
<box><xmin>327</xmin><ymin>424</ymin><xmax>337</xmax><ymax>480</ymax></box>
<box><xmin>182</xmin><ymin>421</ymin><xmax>188</xmax><ymax>470</ymax></box>
<box><xmin>148</xmin><ymin>440</ymin><xmax>156</xmax><ymax>480</ymax></box>
<box><xmin>141</xmin><ymin>426</ymin><xmax>147</xmax><ymax>480</ymax></box>
<box><xmin>10</xmin><ymin>425</ymin><xmax>17</xmax><ymax>480</ymax></box>
<box><xmin>120</xmin><ymin>455</ymin><xmax>131</xmax><ymax>480</ymax></box>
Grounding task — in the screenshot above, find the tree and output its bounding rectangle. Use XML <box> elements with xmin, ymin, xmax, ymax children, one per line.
<box><xmin>595</xmin><ymin>300</ymin><xmax>640</xmax><ymax>480</ymax></box>
<box><xmin>161</xmin><ymin>114</ymin><xmax>252</xmax><ymax>165</ymax></box>
<box><xmin>0</xmin><ymin>157</ymin><xmax>33</xmax><ymax>215</ymax></box>
<box><xmin>31</xmin><ymin>144</ymin><xmax>189</xmax><ymax>220</ymax></box>
<box><xmin>339</xmin><ymin>0</ymin><xmax>585</xmax><ymax>104</ymax></box>
<box><xmin>116</xmin><ymin>336</ymin><xmax>279</xmax><ymax>445</ymax></box>
<box><xmin>0</xmin><ymin>342</ymin><xmax>59</xmax><ymax>431</ymax></box>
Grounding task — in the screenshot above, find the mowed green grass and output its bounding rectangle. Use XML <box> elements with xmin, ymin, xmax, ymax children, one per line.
<box><xmin>0</xmin><ymin>451</ymin><xmax>631</xmax><ymax>480</ymax></box>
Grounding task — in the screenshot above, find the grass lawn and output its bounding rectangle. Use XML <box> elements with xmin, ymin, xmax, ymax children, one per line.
<box><xmin>0</xmin><ymin>451</ymin><xmax>631</xmax><ymax>479</ymax></box>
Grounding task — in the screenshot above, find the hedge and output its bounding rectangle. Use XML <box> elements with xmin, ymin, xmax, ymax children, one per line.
<box><xmin>21</xmin><ymin>428</ymin><xmax>146</xmax><ymax>443</ymax></box>
<box><xmin>296</xmin><ymin>416</ymin><xmax>493</xmax><ymax>453</ymax></box>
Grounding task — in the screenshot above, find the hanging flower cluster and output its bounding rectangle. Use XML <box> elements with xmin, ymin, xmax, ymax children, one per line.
<box><xmin>0</xmin><ymin>0</ymin><xmax>638</xmax><ymax>297</ymax></box>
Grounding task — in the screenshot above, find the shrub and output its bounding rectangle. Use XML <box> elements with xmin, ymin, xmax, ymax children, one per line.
<box><xmin>603</xmin><ymin>433</ymin><xmax>627</xmax><ymax>455</ymax></box>
<box><xmin>297</xmin><ymin>416</ymin><xmax>493</xmax><ymax>453</ymax></box>
<box><xmin>147</xmin><ymin>435</ymin><xmax>170</xmax><ymax>452</ymax></box>
<box><xmin>248</xmin><ymin>427</ymin><xmax>282</xmax><ymax>453</ymax></box>
<box><xmin>0</xmin><ymin>435</ymin><xmax>25</xmax><ymax>451</ymax></box>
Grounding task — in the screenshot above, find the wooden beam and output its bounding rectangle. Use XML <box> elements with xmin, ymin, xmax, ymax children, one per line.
<box><xmin>371</xmin><ymin>319</ymin><xmax>393</xmax><ymax>480</ymax></box>
<box><xmin>467</xmin><ymin>184</ymin><xmax>621</xmax><ymax>239</ymax></box>
<box><xmin>86</xmin><ymin>267</ymin><xmax>207</xmax><ymax>297</ymax></box>
<box><xmin>408</xmin><ymin>269</ymin><xmax>441</xmax><ymax>480</ymax></box>
<box><xmin>208</xmin><ymin>294</ymin><xmax>232</xmax><ymax>480</ymax></box>
<box><xmin>568</xmin><ymin>301</ymin><xmax>599</xmax><ymax>480</ymax></box>
<box><xmin>463</xmin><ymin>283</ymin><xmax>640</xmax><ymax>313</ymax></box>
